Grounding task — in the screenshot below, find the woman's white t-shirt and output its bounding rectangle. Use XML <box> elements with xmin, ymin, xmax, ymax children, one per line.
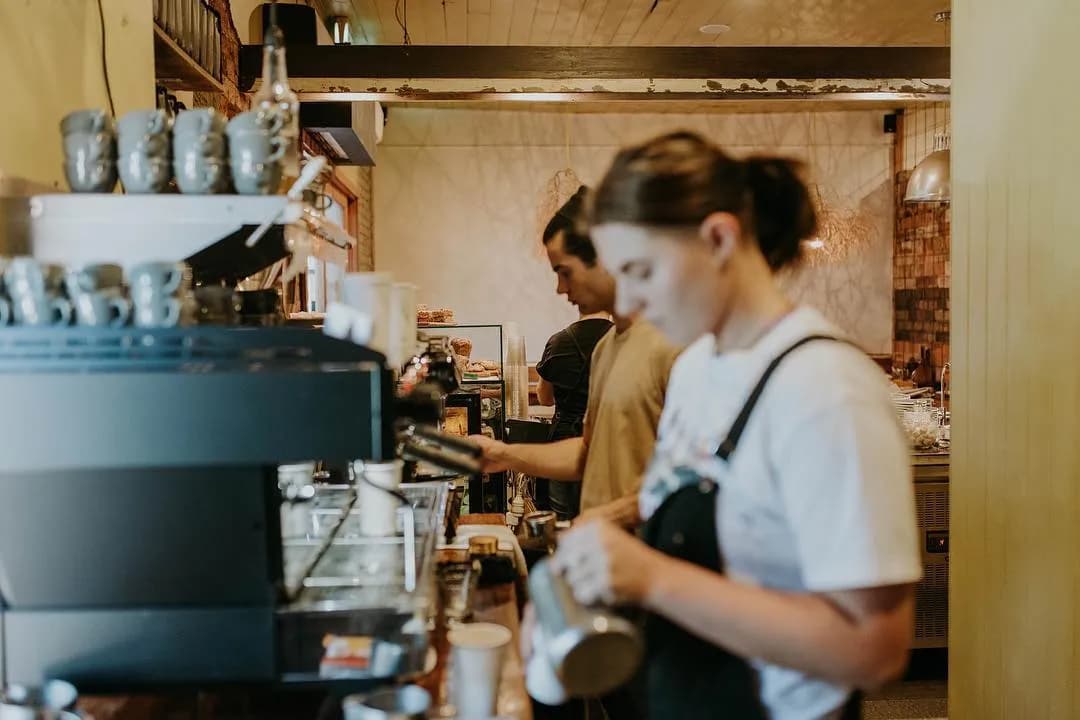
<box><xmin>640</xmin><ymin>307</ymin><xmax>922</xmax><ymax>720</ymax></box>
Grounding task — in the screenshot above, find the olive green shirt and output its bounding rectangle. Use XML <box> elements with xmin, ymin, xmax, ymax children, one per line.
<box><xmin>580</xmin><ymin>319</ymin><xmax>680</xmax><ymax>511</ymax></box>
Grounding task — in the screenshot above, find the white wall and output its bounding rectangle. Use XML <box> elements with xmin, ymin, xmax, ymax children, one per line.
<box><xmin>0</xmin><ymin>0</ymin><xmax>154</xmax><ymax>191</ymax></box>
<box><xmin>374</xmin><ymin>108</ymin><xmax>894</xmax><ymax>359</ymax></box>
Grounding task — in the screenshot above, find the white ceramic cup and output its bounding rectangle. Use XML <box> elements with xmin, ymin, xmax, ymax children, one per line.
<box><xmin>342</xmin><ymin>272</ymin><xmax>392</xmax><ymax>356</ymax></box>
<box><xmin>449</xmin><ymin>622</ymin><xmax>512</xmax><ymax>719</ymax></box>
<box><xmin>353</xmin><ymin>459</ymin><xmax>402</xmax><ymax>537</ymax></box>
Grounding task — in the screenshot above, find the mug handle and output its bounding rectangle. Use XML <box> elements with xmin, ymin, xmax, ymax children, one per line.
<box><xmin>109</xmin><ymin>297</ymin><xmax>132</xmax><ymax>327</ymax></box>
<box><xmin>164</xmin><ymin>297</ymin><xmax>183</xmax><ymax>327</ymax></box>
<box><xmin>202</xmin><ymin>161</ymin><xmax>223</xmax><ymax>192</ymax></box>
<box><xmin>51</xmin><ymin>297</ymin><xmax>73</xmax><ymax>326</ymax></box>
<box><xmin>267</xmin><ymin>135</ymin><xmax>287</xmax><ymax>164</ymax></box>
<box><xmin>162</xmin><ymin>267</ymin><xmax>184</xmax><ymax>295</ymax></box>
<box><xmin>261</xmin><ymin>110</ymin><xmax>286</xmax><ymax>136</ymax></box>
<box><xmin>148</xmin><ymin>111</ymin><xmax>168</xmax><ymax>136</ymax></box>
<box><xmin>0</xmin><ymin>297</ymin><xmax>10</xmax><ymax>326</ymax></box>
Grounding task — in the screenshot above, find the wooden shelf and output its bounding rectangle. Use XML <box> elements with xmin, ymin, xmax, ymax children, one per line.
<box><xmin>153</xmin><ymin>23</ymin><xmax>223</xmax><ymax>93</ymax></box>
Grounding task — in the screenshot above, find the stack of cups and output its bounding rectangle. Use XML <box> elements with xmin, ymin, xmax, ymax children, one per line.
<box><xmin>388</xmin><ymin>281</ymin><xmax>418</xmax><ymax>371</ymax></box>
<box><xmin>60</xmin><ymin>109</ymin><xmax>118</xmax><ymax>193</ymax></box>
<box><xmin>117</xmin><ymin>110</ymin><xmax>173</xmax><ymax>194</ymax></box>
<box><xmin>504</xmin><ymin>323</ymin><xmax>529</xmax><ymax>419</ymax></box>
<box><xmin>64</xmin><ymin>263</ymin><xmax>131</xmax><ymax>327</ymax></box>
<box><xmin>3</xmin><ymin>258</ymin><xmax>72</xmax><ymax>326</ymax></box>
<box><xmin>448</xmin><ymin>622</ymin><xmax>513</xmax><ymax>719</ymax></box>
<box><xmin>173</xmin><ymin>109</ymin><xmax>229</xmax><ymax>194</ymax></box>
<box><xmin>342</xmin><ymin>272</ymin><xmax>392</xmax><ymax>357</ymax></box>
<box><xmin>128</xmin><ymin>261</ymin><xmax>192</xmax><ymax>328</ymax></box>
<box><xmin>226</xmin><ymin>110</ymin><xmax>286</xmax><ymax>195</ymax></box>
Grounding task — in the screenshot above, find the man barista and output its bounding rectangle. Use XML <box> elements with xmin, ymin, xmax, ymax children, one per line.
<box><xmin>472</xmin><ymin>187</ymin><xmax>679</xmax><ymax>527</ymax></box>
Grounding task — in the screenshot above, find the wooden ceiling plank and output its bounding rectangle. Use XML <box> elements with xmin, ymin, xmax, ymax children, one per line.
<box><xmin>371</xmin><ymin>0</ymin><xmax>406</xmax><ymax>43</ymax></box>
<box><xmin>626</xmin><ymin>0</ymin><xmax>676</xmax><ymax>46</ymax></box>
<box><xmin>467</xmin><ymin>0</ymin><xmax>493</xmax><ymax>44</ymax></box>
<box><xmin>651</xmin><ymin>0</ymin><xmax>697</xmax><ymax>46</ymax></box>
<box><xmin>528</xmin><ymin>0</ymin><xmax>562</xmax><ymax>43</ymax></box>
<box><xmin>490</xmin><ymin>0</ymin><xmax>514</xmax><ymax>44</ymax></box>
<box><xmin>548</xmin><ymin>0</ymin><xmax>587</xmax><ymax>46</ymax></box>
<box><xmin>609</xmin><ymin>0</ymin><xmax>653</xmax><ymax>45</ymax></box>
<box><xmin>445</xmin><ymin>0</ymin><xmax>468</xmax><ymax>42</ymax></box>
<box><xmin>589</xmin><ymin>0</ymin><xmax>634</xmax><ymax>45</ymax></box>
<box><xmin>672</xmin><ymin>0</ymin><xmax>730</xmax><ymax>47</ymax></box>
<box><xmin>569</xmin><ymin>0</ymin><xmax>609</xmax><ymax>44</ymax></box>
<box><xmin>507</xmin><ymin>0</ymin><xmax>538</xmax><ymax>43</ymax></box>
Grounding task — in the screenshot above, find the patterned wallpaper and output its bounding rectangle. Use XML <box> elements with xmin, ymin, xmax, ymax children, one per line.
<box><xmin>374</xmin><ymin>108</ymin><xmax>895</xmax><ymax>358</ymax></box>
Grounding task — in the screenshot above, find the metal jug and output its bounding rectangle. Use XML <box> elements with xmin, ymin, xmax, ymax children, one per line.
<box><xmin>528</xmin><ymin>558</ymin><xmax>643</xmax><ymax>697</ymax></box>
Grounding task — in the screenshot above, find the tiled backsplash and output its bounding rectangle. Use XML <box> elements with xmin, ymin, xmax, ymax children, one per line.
<box><xmin>894</xmin><ymin>169</ymin><xmax>951</xmax><ymax>370</ymax></box>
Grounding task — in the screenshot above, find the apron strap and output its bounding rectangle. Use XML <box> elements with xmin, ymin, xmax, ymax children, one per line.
<box><xmin>715</xmin><ymin>334</ymin><xmax>854</xmax><ymax>461</ymax></box>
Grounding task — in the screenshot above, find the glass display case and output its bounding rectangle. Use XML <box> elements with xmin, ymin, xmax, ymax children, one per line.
<box><xmin>418</xmin><ymin>323</ymin><xmax>506</xmax><ymax>513</ymax></box>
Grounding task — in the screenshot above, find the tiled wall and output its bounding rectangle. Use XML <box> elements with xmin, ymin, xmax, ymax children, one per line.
<box><xmin>375</xmin><ymin>108</ymin><xmax>895</xmax><ymax>358</ymax></box>
<box><xmin>893</xmin><ymin>105</ymin><xmax>952</xmax><ymax>371</ymax></box>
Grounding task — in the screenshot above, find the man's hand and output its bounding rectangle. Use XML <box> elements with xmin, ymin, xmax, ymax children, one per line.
<box><xmin>468</xmin><ymin>434</ymin><xmax>511</xmax><ymax>473</ymax></box>
<box><xmin>574</xmin><ymin>494</ymin><xmax>642</xmax><ymax>529</ymax></box>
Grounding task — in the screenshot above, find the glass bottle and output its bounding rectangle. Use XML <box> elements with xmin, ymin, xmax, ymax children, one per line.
<box><xmin>252</xmin><ymin>25</ymin><xmax>300</xmax><ymax>177</ymax></box>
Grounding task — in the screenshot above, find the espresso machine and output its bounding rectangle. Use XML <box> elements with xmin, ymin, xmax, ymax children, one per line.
<box><xmin>0</xmin><ymin>196</ymin><xmax>477</xmax><ymax>691</ymax></box>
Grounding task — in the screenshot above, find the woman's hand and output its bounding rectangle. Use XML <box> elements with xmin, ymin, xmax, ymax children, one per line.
<box><xmin>552</xmin><ymin>518</ymin><xmax>665</xmax><ymax>606</ymax></box>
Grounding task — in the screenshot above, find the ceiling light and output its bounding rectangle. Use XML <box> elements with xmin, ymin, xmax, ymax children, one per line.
<box><xmin>699</xmin><ymin>24</ymin><xmax>731</xmax><ymax>34</ymax></box>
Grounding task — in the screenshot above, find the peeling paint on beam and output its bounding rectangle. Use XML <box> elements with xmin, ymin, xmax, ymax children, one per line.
<box><xmin>258</xmin><ymin>76</ymin><xmax>951</xmax><ymax>100</ymax></box>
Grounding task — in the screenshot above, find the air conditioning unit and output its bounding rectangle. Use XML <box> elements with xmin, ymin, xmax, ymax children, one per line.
<box><xmin>299</xmin><ymin>101</ymin><xmax>381</xmax><ymax>166</ymax></box>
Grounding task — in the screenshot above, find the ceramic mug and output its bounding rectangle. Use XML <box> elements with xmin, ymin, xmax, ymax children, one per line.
<box><xmin>11</xmin><ymin>294</ymin><xmax>72</xmax><ymax>327</ymax></box>
<box><xmin>71</xmin><ymin>291</ymin><xmax>131</xmax><ymax>328</ymax></box>
<box><xmin>132</xmin><ymin>297</ymin><xmax>183</xmax><ymax>328</ymax></box>
<box><xmin>61</xmin><ymin>110</ymin><xmax>118</xmax><ymax>193</ymax></box>
<box><xmin>227</xmin><ymin>111</ymin><xmax>286</xmax><ymax>195</ymax></box>
<box><xmin>65</xmin><ymin>263</ymin><xmax>124</xmax><ymax>295</ymax></box>
<box><xmin>117</xmin><ymin>109</ymin><xmax>172</xmax><ymax>156</ymax></box>
<box><xmin>173</xmin><ymin>133</ymin><xmax>228</xmax><ymax>195</ymax></box>
<box><xmin>3</xmin><ymin>258</ymin><xmax>65</xmax><ymax>300</ymax></box>
<box><xmin>173</xmin><ymin>108</ymin><xmax>227</xmax><ymax>136</ymax></box>
<box><xmin>128</xmin><ymin>261</ymin><xmax>190</xmax><ymax>304</ymax></box>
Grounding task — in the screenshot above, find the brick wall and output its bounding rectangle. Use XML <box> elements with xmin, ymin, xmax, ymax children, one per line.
<box><xmin>193</xmin><ymin>0</ymin><xmax>249</xmax><ymax>117</ymax></box>
<box><xmin>354</xmin><ymin>166</ymin><xmax>374</xmax><ymax>271</ymax></box>
<box><xmin>894</xmin><ymin>168</ymin><xmax>950</xmax><ymax>371</ymax></box>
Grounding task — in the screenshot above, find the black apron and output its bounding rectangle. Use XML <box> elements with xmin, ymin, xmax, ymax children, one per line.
<box><xmin>640</xmin><ymin>335</ymin><xmax>862</xmax><ymax>720</ymax></box>
<box><xmin>546</xmin><ymin>322</ymin><xmax>592</xmax><ymax>521</ymax></box>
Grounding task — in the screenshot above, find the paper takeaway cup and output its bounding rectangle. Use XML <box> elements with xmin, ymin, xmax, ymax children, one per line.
<box><xmin>448</xmin><ymin>622</ymin><xmax>512</xmax><ymax>719</ymax></box>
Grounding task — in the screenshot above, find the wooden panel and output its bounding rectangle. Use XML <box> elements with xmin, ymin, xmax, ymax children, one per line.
<box><xmin>547</xmin><ymin>0</ymin><xmax>585</xmax><ymax>45</ymax></box>
<box><xmin>627</xmin><ymin>0</ymin><xmax>676</xmax><ymax>46</ymax></box>
<box><xmin>445</xmin><ymin>0</ymin><xmax>468</xmax><ymax>43</ymax></box>
<box><xmin>949</xmin><ymin>0</ymin><xmax>1080</xmax><ymax>717</ymax></box>
<box><xmin>527</xmin><ymin>0</ymin><xmax>561</xmax><ymax>43</ymax></box>
<box><xmin>608</xmin><ymin>0</ymin><xmax>653</xmax><ymax>46</ymax></box>
<box><xmin>507</xmin><ymin>0</ymin><xmax>537</xmax><ymax>42</ymax></box>
<box><xmin>490</xmin><ymin>0</ymin><xmax>514</xmax><ymax>44</ymax></box>
<box><xmin>467</xmin><ymin>0</ymin><xmax>493</xmax><ymax>43</ymax></box>
<box><xmin>569</xmin><ymin>0</ymin><xmax>608</xmax><ymax>44</ymax></box>
<box><xmin>371</xmin><ymin>0</ymin><xmax>405</xmax><ymax>43</ymax></box>
<box><xmin>587</xmin><ymin>0</ymin><xmax>633</xmax><ymax>45</ymax></box>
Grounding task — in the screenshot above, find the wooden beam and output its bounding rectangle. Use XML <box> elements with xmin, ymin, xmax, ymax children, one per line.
<box><xmin>239</xmin><ymin>45</ymin><xmax>950</xmax><ymax>91</ymax></box>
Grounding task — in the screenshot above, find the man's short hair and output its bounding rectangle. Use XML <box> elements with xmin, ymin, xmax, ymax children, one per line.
<box><xmin>542</xmin><ymin>185</ymin><xmax>598</xmax><ymax>266</ymax></box>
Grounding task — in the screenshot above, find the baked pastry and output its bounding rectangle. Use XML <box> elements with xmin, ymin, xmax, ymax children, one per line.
<box><xmin>450</xmin><ymin>337</ymin><xmax>473</xmax><ymax>358</ymax></box>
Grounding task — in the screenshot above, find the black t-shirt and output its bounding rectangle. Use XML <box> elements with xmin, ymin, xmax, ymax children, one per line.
<box><xmin>535</xmin><ymin>318</ymin><xmax>613</xmax><ymax>430</ymax></box>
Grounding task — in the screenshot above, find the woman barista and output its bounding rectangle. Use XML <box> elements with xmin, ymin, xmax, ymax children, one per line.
<box><xmin>552</xmin><ymin>132</ymin><xmax>921</xmax><ymax>719</ymax></box>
